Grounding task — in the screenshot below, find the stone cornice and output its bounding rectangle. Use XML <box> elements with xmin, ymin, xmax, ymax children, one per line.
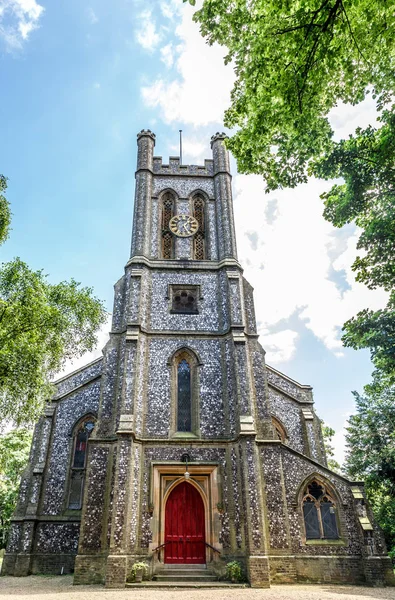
<box><xmin>112</xmin><ymin>324</ymin><xmax>259</xmax><ymax>340</ymax></box>
<box><xmin>125</xmin><ymin>255</ymin><xmax>242</xmax><ymax>271</ymax></box>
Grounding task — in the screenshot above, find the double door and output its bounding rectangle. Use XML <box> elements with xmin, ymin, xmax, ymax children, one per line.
<box><xmin>164</xmin><ymin>481</ymin><xmax>205</xmax><ymax>564</ymax></box>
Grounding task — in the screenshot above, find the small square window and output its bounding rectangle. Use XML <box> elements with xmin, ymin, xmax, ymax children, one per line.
<box><xmin>170</xmin><ymin>286</ymin><xmax>199</xmax><ymax>314</ymax></box>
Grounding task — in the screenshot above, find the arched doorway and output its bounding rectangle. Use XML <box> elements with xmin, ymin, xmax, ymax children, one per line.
<box><xmin>164</xmin><ymin>481</ymin><xmax>206</xmax><ymax>564</ymax></box>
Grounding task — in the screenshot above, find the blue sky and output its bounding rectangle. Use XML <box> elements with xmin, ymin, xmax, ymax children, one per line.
<box><xmin>1</xmin><ymin>0</ymin><xmax>386</xmax><ymax>462</ymax></box>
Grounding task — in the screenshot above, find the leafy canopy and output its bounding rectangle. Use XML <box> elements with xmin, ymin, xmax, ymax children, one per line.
<box><xmin>344</xmin><ymin>386</ymin><xmax>395</xmax><ymax>554</ymax></box>
<box><xmin>0</xmin><ymin>428</ymin><xmax>32</xmax><ymax>548</ymax></box>
<box><xmin>0</xmin><ymin>258</ymin><xmax>106</xmax><ymax>425</ymax></box>
<box><xmin>192</xmin><ymin>0</ymin><xmax>395</xmax><ymax>189</ymax></box>
<box><xmin>321</xmin><ymin>422</ymin><xmax>340</xmax><ymax>473</ymax></box>
<box><xmin>0</xmin><ymin>175</ymin><xmax>11</xmax><ymax>245</ymax></box>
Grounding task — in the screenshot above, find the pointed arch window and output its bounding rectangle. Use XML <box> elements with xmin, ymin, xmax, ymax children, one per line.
<box><xmin>177</xmin><ymin>359</ymin><xmax>192</xmax><ymax>431</ymax></box>
<box><xmin>272</xmin><ymin>416</ymin><xmax>287</xmax><ymax>443</ymax></box>
<box><xmin>67</xmin><ymin>416</ymin><xmax>95</xmax><ymax>510</ymax></box>
<box><xmin>162</xmin><ymin>192</ymin><xmax>175</xmax><ymax>259</ymax></box>
<box><xmin>193</xmin><ymin>194</ymin><xmax>205</xmax><ymax>260</ymax></box>
<box><xmin>171</xmin><ymin>349</ymin><xmax>199</xmax><ymax>435</ymax></box>
<box><xmin>302</xmin><ymin>480</ymin><xmax>339</xmax><ymax>540</ymax></box>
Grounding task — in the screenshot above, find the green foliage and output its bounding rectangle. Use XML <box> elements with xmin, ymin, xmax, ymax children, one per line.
<box><xmin>131</xmin><ymin>561</ymin><xmax>149</xmax><ymax>574</ymax></box>
<box><xmin>226</xmin><ymin>560</ymin><xmax>243</xmax><ymax>581</ymax></box>
<box><xmin>344</xmin><ymin>385</ymin><xmax>395</xmax><ymax>555</ymax></box>
<box><xmin>193</xmin><ymin>0</ymin><xmax>395</xmax><ymax>189</ymax></box>
<box><xmin>321</xmin><ymin>422</ymin><xmax>341</xmax><ymax>473</ymax></box>
<box><xmin>0</xmin><ymin>258</ymin><xmax>107</xmax><ymax>425</ymax></box>
<box><xmin>0</xmin><ymin>175</ymin><xmax>11</xmax><ymax>245</ymax></box>
<box><xmin>0</xmin><ymin>428</ymin><xmax>32</xmax><ymax>548</ymax></box>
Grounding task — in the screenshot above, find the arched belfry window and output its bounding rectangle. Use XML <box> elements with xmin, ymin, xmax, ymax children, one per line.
<box><xmin>162</xmin><ymin>192</ymin><xmax>175</xmax><ymax>259</ymax></box>
<box><xmin>171</xmin><ymin>349</ymin><xmax>199</xmax><ymax>435</ymax></box>
<box><xmin>68</xmin><ymin>416</ymin><xmax>95</xmax><ymax>510</ymax></box>
<box><xmin>193</xmin><ymin>194</ymin><xmax>205</xmax><ymax>260</ymax></box>
<box><xmin>302</xmin><ymin>480</ymin><xmax>339</xmax><ymax>540</ymax></box>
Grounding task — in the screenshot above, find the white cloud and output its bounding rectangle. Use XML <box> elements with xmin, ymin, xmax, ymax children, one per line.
<box><xmin>135</xmin><ymin>9</ymin><xmax>161</xmax><ymax>52</ymax></box>
<box><xmin>160</xmin><ymin>42</ymin><xmax>174</xmax><ymax>68</ymax></box>
<box><xmin>0</xmin><ymin>0</ymin><xmax>44</xmax><ymax>49</ymax></box>
<box><xmin>141</xmin><ymin>3</ymin><xmax>234</xmax><ymax>126</ymax></box>
<box><xmin>170</xmin><ymin>137</ymin><xmax>207</xmax><ymax>163</ymax></box>
<box><xmin>263</xmin><ymin>330</ymin><xmax>299</xmax><ymax>364</ymax></box>
<box><xmin>233</xmin><ymin>170</ymin><xmax>387</xmax><ymax>359</ymax></box>
<box><xmin>160</xmin><ymin>0</ymin><xmax>182</xmax><ymax>21</ymax></box>
<box><xmin>328</xmin><ymin>95</ymin><xmax>379</xmax><ymax>141</ymax></box>
<box><xmin>86</xmin><ymin>7</ymin><xmax>98</xmax><ymax>25</ymax></box>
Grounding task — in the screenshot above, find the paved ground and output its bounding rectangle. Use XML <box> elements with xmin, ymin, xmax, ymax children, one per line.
<box><xmin>0</xmin><ymin>577</ymin><xmax>394</xmax><ymax>600</ymax></box>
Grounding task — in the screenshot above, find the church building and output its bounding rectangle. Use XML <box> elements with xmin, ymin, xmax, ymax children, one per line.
<box><xmin>3</xmin><ymin>131</ymin><xmax>394</xmax><ymax>587</ymax></box>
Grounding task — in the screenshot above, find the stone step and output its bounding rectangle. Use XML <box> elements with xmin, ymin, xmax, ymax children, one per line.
<box><xmin>161</xmin><ymin>564</ymin><xmax>207</xmax><ymax>570</ymax></box>
<box><xmin>155</xmin><ymin>569</ymin><xmax>211</xmax><ymax>576</ymax></box>
<box><xmin>126</xmin><ymin>582</ymin><xmax>248</xmax><ymax>589</ymax></box>
<box><xmin>154</xmin><ymin>574</ymin><xmax>218</xmax><ymax>582</ymax></box>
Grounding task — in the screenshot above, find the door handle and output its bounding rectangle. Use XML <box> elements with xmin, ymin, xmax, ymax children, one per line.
<box><xmin>179</xmin><ymin>537</ymin><xmax>183</xmax><ymax>542</ymax></box>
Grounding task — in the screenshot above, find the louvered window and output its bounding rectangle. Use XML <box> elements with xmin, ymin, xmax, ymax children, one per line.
<box><xmin>162</xmin><ymin>193</ymin><xmax>174</xmax><ymax>259</ymax></box>
<box><xmin>193</xmin><ymin>194</ymin><xmax>205</xmax><ymax>260</ymax></box>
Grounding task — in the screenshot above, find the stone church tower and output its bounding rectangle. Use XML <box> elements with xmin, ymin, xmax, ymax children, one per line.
<box><xmin>3</xmin><ymin>131</ymin><xmax>394</xmax><ymax>588</ymax></box>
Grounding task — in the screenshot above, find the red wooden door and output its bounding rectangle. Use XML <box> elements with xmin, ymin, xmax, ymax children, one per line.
<box><xmin>165</xmin><ymin>481</ymin><xmax>205</xmax><ymax>564</ymax></box>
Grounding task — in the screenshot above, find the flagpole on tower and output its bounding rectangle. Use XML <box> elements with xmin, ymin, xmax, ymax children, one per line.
<box><xmin>179</xmin><ymin>129</ymin><xmax>183</xmax><ymax>165</ymax></box>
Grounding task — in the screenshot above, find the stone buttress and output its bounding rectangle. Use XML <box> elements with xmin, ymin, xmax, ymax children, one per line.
<box><xmin>3</xmin><ymin>131</ymin><xmax>394</xmax><ymax>589</ymax></box>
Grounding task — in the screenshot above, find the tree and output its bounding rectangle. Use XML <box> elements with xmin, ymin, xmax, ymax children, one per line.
<box><xmin>0</xmin><ymin>428</ymin><xmax>32</xmax><ymax>548</ymax></box>
<box><xmin>312</xmin><ymin>108</ymin><xmax>395</xmax><ymax>384</ymax></box>
<box><xmin>0</xmin><ymin>176</ymin><xmax>107</xmax><ymax>425</ymax></box>
<box><xmin>191</xmin><ymin>0</ymin><xmax>395</xmax><ymax>189</ymax></box>
<box><xmin>321</xmin><ymin>422</ymin><xmax>341</xmax><ymax>473</ymax></box>
<box><xmin>0</xmin><ymin>258</ymin><xmax>107</xmax><ymax>425</ymax></box>
<box><xmin>344</xmin><ymin>387</ymin><xmax>395</xmax><ymax>556</ymax></box>
<box><xmin>0</xmin><ymin>175</ymin><xmax>11</xmax><ymax>245</ymax></box>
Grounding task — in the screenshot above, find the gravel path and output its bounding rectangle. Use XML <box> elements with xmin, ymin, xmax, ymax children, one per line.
<box><xmin>0</xmin><ymin>577</ymin><xmax>395</xmax><ymax>600</ymax></box>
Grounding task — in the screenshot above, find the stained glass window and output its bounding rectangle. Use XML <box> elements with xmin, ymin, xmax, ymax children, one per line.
<box><xmin>302</xmin><ymin>480</ymin><xmax>339</xmax><ymax>540</ymax></box>
<box><xmin>177</xmin><ymin>359</ymin><xmax>192</xmax><ymax>432</ymax></box>
<box><xmin>68</xmin><ymin>417</ymin><xmax>95</xmax><ymax>510</ymax></box>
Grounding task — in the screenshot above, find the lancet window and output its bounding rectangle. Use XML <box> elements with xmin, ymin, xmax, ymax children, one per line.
<box><xmin>172</xmin><ymin>349</ymin><xmax>199</xmax><ymax>434</ymax></box>
<box><xmin>67</xmin><ymin>416</ymin><xmax>95</xmax><ymax>510</ymax></box>
<box><xmin>162</xmin><ymin>192</ymin><xmax>175</xmax><ymax>259</ymax></box>
<box><xmin>177</xmin><ymin>358</ymin><xmax>192</xmax><ymax>432</ymax></box>
<box><xmin>193</xmin><ymin>194</ymin><xmax>205</xmax><ymax>260</ymax></box>
<box><xmin>302</xmin><ymin>480</ymin><xmax>339</xmax><ymax>540</ymax></box>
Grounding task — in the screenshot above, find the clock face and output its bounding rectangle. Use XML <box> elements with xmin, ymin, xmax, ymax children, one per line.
<box><xmin>169</xmin><ymin>214</ymin><xmax>199</xmax><ymax>237</ymax></box>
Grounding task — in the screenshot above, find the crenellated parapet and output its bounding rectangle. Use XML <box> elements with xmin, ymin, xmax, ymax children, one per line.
<box><xmin>153</xmin><ymin>156</ymin><xmax>214</xmax><ymax>176</ymax></box>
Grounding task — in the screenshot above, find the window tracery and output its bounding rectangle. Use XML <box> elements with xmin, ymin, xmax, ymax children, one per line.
<box><xmin>171</xmin><ymin>285</ymin><xmax>199</xmax><ymax>314</ymax></box>
<box><xmin>162</xmin><ymin>192</ymin><xmax>175</xmax><ymax>259</ymax></box>
<box><xmin>193</xmin><ymin>194</ymin><xmax>205</xmax><ymax>260</ymax></box>
<box><xmin>302</xmin><ymin>480</ymin><xmax>339</xmax><ymax>540</ymax></box>
<box><xmin>67</xmin><ymin>416</ymin><xmax>95</xmax><ymax>510</ymax></box>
